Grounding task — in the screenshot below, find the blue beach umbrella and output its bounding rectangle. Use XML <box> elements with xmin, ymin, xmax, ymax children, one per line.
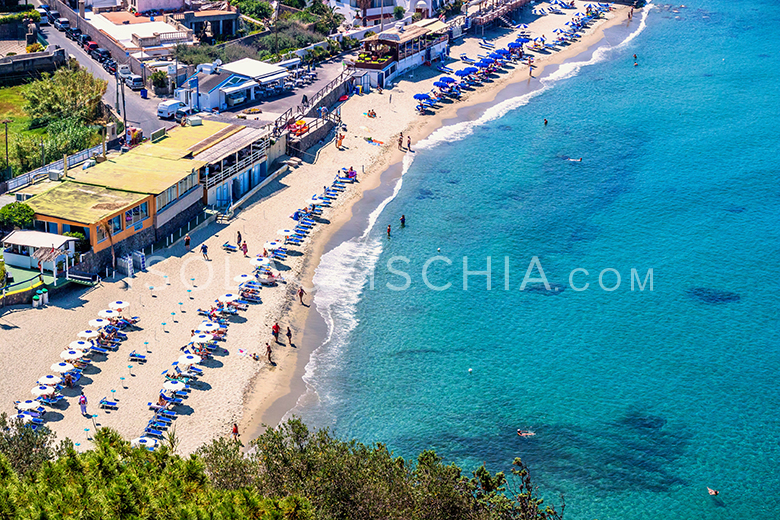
<box><xmin>507</xmin><ymin>42</ymin><xmax>522</xmax><ymax>49</ymax></box>
<box><xmin>455</xmin><ymin>69</ymin><xmax>471</xmax><ymax>77</ymax></box>
<box><xmin>439</xmin><ymin>76</ymin><xmax>456</xmax><ymax>83</ymax></box>
<box><xmin>516</xmin><ymin>37</ymin><xmax>531</xmax><ymax>43</ymax></box>
<box><xmin>489</xmin><ymin>52</ymin><xmax>503</xmax><ymax>59</ymax></box>
<box><xmin>517</xmin><ymin>23</ymin><xmax>528</xmax><ymax>29</ymax></box>
<box><xmin>553</xmin><ymin>28</ymin><xmax>565</xmax><ymax>33</ymax></box>
<box><xmin>465</xmin><ymin>66</ymin><xmax>479</xmax><ymax>74</ymax></box>
<box><xmin>413</xmin><ymin>93</ymin><xmax>430</xmax><ymax>100</ymax></box>
<box><xmin>433</xmin><ymin>81</ymin><xmax>448</xmax><ymax>88</ymax></box>
<box><xmin>496</xmin><ymin>48</ymin><xmax>510</xmax><ymax>55</ymax></box>
<box><xmin>476</xmin><ymin>59</ymin><xmax>493</xmax><ymax>68</ymax></box>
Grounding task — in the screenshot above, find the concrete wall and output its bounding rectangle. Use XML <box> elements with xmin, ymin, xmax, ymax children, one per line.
<box><xmin>0</xmin><ymin>47</ymin><xmax>67</xmax><ymax>85</ymax></box>
<box><xmin>301</xmin><ymin>78</ymin><xmax>352</xmax><ymax>118</ymax></box>
<box><xmin>155</xmin><ymin>187</ymin><xmax>201</xmax><ymax>228</ymax></box>
<box><xmin>156</xmin><ymin>199</ymin><xmax>203</xmax><ymax>241</ymax></box>
<box><xmin>287</xmin><ymin>120</ymin><xmax>336</xmax><ymax>159</ymax></box>
<box><xmin>267</xmin><ymin>133</ymin><xmax>287</xmax><ymax>165</ymax></box>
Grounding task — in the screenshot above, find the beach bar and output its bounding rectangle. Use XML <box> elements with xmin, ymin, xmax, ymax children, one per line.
<box><xmin>357</xmin><ymin>19</ymin><xmax>449</xmax><ymax>87</ymax></box>
<box><xmin>1</xmin><ymin>230</ymin><xmax>76</xmax><ymax>274</ymax></box>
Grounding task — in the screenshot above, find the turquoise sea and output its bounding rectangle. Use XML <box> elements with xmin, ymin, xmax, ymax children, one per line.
<box><xmin>295</xmin><ymin>2</ymin><xmax>780</xmax><ymax>519</ymax></box>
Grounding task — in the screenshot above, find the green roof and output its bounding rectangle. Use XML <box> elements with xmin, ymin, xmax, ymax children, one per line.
<box><xmin>67</xmin><ymin>120</ymin><xmax>237</xmax><ymax>195</ymax></box>
<box><xmin>26</xmin><ymin>182</ymin><xmax>147</xmax><ymax>225</ymax></box>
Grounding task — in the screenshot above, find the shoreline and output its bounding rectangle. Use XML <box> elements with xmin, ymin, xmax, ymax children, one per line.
<box><xmin>241</xmin><ymin>3</ymin><xmax>635</xmax><ymax>439</ymax></box>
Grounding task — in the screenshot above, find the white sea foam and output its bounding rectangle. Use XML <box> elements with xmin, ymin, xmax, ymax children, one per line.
<box><xmin>283</xmin><ymin>8</ymin><xmax>653</xmax><ymax>424</ymax></box>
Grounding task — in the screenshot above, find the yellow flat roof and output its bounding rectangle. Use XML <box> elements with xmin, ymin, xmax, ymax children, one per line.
<box><xmin>26</xmin><ymin>182</ymin><xmax>148</xmax><ymax>225</ymax></box>
<box><xmin>67</xmin><ymin>120</ymin><xmax>236</xmax><ymax>195</ymax></box>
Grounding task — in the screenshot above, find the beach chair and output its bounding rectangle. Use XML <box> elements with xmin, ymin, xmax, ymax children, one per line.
<box><xmin>148</xmin><ymin>419</ymin><xmax>169</xmax><ymax>430</ymax></box>
<box><xmin>222</xmin><ymin>242</ymin><xmax>239</xmax><ymax>253</ymax></box>
<box><xmin>157</xmin><ymin>409</ymin><xmax>177</xmax><ymax>418</ymax></box>
<box><xmin>129</xmin><ymin>350</ymin><xmax>147</xmax><ymax>362</ymax></box>
<box><xmin>99</xmin><ymin>397</ymin><xmax>118</xmax><ymax>409</ymax></box>
<box><xmin>38</xmin><ymin>396</ymin><xmax>63</xmax><ymax>406</ymax></box>
<box><xmin>143</xmin><ymin>427</ymin><xmax>164</xmax><ymax>438</ymax></box>
<box><xmin>153</xmin><ymin>415</ymin><xmax>173</xmax><ymax>425</ymax></box>
<box><xmin>90</xmin><ymin>345</ymin><xmax>109</xmax><ymax>355</ymax></box>
<box><xmin>174</xmin><ymin>362</ymin><xmax>203</xmax><ymax>375</ymax></box>
<box><xmin>159</xmin><ymin>394</ymin><xmax>183</xmax><ymax>405</ymax></box>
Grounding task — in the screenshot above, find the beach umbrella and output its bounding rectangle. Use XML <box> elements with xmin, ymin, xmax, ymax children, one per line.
<box><xmin>69</xmin><ymin>340</ymin><xmax>91</xmax><ymax>350</ymax></box>
<box><xmin>477</xmin><ymin>59</ymin><xmax>493</xmax><ymax>68</ymax></box>
<box><xmin>488</xmin><ymin>52</ymin><xmax>503</xmax><ymax>59</ymax></box>
<box><xmin>517</xmin><ymin>37</ymin><xmax>531</xmax><ymax>43</ymax></box>
<box><xmin>178</xmin><ymin>354</ymin><xmax>201</xmax><ymax>365</ymax></box>
<box><xmin>98</xmin><ymin>309</ymin><xmax>119</xmax><ymax>319</ymax></box>
<box><xmin>16</xmin><ymin>400</ymin><xmax>39</xmax><ymax>411</ymax></box>
<box><xmin>37</xmin><ymin>375</ymin><xmax>62</xmax><ymax>386</ymax></box>
<box><xmin>31</xmin><ymin>385</ymin><xmax>54</xmax><ymax>397</ymax></box>
<box><xmin>439</xmin><ymin>76</ymin><xmax>456</xmax><ymax>84</ymax></box>
<box><xmin>264</xmin><ymin>241</ymin><xmax>282</xmax><ymax>250</ymax></box>
<box><xmin>131</xmin><ymin>437</ymin><xmax>158</xmax><ymax>448</ymax></box>
<box><xmin>14</xmin><ymin>414</ymin><xmax>34</xmax><ymax>424</ymax></box>
<box><xmin>234</xmin><ymin>274</ymin><xmax>254</xmax><ymax>284</ymax></box>
<box><xmin>163</xmin><ymin>380</ymin><xmax>186</xmax><ymax>392</ymax></box>
<box><xmin>191</xmin><ymin>334</ymin><xmax>213</xmax><ymax>344</ymax></box>
<box><xmin>495</xmin><ymin>48</ymin><xmax>510</xmax><ymax>55</ymax></box>
<box><xmin>277</xmin><ymin>229</ymin><xmax>296</xmax><ymax>236</ymax></box>
<box><xmin>218</xmin><ymin>293</ymin><xmax>238</xmax><ymax>303</ymax></box>
<box><xmin>517</xmin><ymin>23</ymin><xmax>528</xmax><ymax>28</ymax></box>
<box><xmin>250</xmin><ymin>257</ymin><xmax>272</xmax><ymax>267</ymax></box>
<box><xmin>413</xmin><ymin>93</ymin><xmax>430</xmax><ymax>101</ymax></box>
<box><xmin>433</xmin><ymin>81</ymin><xmax>448</xmax><ymax>88</ymax></box>
<box><xmin>507</xmin><ymin>42</ymin><xmax>522</xmax><ymax>49</ymax></box>
<box><xmin>78</xmin><ymin>329</ymin><xmax>99</xmax><ymax>339</ymax></box>
<box><xmin>198</xmin><ymin>321</ymin><xmax>221</xmax><ymax>331</ymax></box>
<box><xmin>60</xmin><ymin>350</ymin><xmax>82</xmax><ymax>361</ymax></box>
<box><xmin>89</xmin><ymin>318</ymin><xmax>110</xmax><ymax>328</ymax></box>
<box><xmin>109</xmin><ymin>300</ymin><xmax>129</xmax><ymax>310</ymax></box>
<box><xmin>465</xmin><ymin>66</ymin><xmax>479</xmax><ymax>73</ymax></box>
<box><xmin>553</xmin><ymin>28</ymin><xmax>565</xmax><ymax>33</ymax></box>
<box><xmin>51</xmin><ymin>362</ymin><xmax>74</xmax><ymax>373</ymax></box>
<box><xmin>454</xmin><ymin>69</ymin><xmax>471</xmax><ymax>77</ymax></box>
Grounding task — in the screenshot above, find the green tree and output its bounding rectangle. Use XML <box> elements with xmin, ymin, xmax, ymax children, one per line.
<box><xmin>393</xmin><ymin>5</ymin><xmax>405</xmax><ymax>19</ymax></box>
<box><xmin>356</xmin><ymin>0</ymin><xmax>371</xmax><ymax>25</ymax></box>
<box><xmin>0</xmin><ymin>413</ymin><xmax>68</xmax><ymax>476</ymax></box>
<box><xmin>0</xmin><ymin>202</ymin><xmax>34</xmax><ymax>230</ymax></box>
<box><xmin>280</xmin><ymin>0</ymin><xmax>305</xmax><ymax>9</ymax></box>
<box><xmin>314</xmin><ymin>7</ymin><xmax>344</xmax><ymax>35</ymax></box>
<box><xmin>22</xmin><ymin>64</ymin><xmax>107</xmax><ymax>126</ymax></box>
<box><xmin>150</xmin><ymin>70</ymin><xmax>168</xmax><ymax>88</ymax></box>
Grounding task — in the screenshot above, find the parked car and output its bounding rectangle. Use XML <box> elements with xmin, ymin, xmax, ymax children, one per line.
<box><xmin>53</xmin><ymin>17</ymin><xmax>69</xmax><ymax>31</ymax></box>
<box><xmin>156</xmin><ymin>100</ymin><xmax>185</xmax><ymax>119</ymax></box>
<box><xmin>84</xmin><ymin>41</ymin><xmax>98</xmax><ymax>54</ymax></box>
<box><xmin>90</xmin><ymin>48</ymin><xmax>110</xmax><ymax>62</ymax></box>
<box><xmin>117</xmin><ymin>64</ymin><xmax>132</xmax><ymax>79</ymax></box>
<box><xmin>77</xmin><ymin>33</ymin><xmax>91</xmax><ymax>47</ymax></box>
<box><xmin>174</xmin><ymin>107</ymin><xmax>197</xmax><ymax>123</ymax></box>
<box><xmin>48</xmin><ymin>10</ymin><xmax>60</xmax><ymax>20</ymax></box>
<box><xmin>40</xmin><ymin>4</ymin><xmax>50</xmax><ymax>12</ymax></box>
<box><xmin>125</xmin><ymin>74</ymin><xmax>144</xmax><ymax>90</ymax></box>
<box><xmin>66</xmin><ymin>27</ymin><xmax>81</xmax><ymax>41</ymax></box>
<box><xmin>103</xmin><ymin>59</ymin><xmax>117</xmax><ymax>74</ymax></box>
<box><xmin>36</xmin><ymin>8</ymin><xmax>49</xmax><ymax>25</ymax></box>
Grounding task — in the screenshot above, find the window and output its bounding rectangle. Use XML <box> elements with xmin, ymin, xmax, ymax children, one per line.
<box><xmin>47</xmin><ymin>222</ymin><xmax>58</xmax><ymax>234</ymax></box>
<box><xmin>96</xmin><ymin>223</ymin><xmax>107</xmax><ymax>243</ymax></box>
<box><xmin>109</xmin><ymin>215</ymin><xmax>122</xmax><ymax>235</ymax></box>
<box><xmin>125</xmin><ymin>201</ymin><xmax>149</xmax><ymax>227</ymax></box>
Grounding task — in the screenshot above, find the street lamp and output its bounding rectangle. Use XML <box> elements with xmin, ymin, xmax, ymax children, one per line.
<box><xmin>1</xmin><ymin>119</ymin><xmax>11</xmax><ymax>171</ymax></box>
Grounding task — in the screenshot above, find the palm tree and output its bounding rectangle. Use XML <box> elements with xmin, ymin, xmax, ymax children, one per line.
<box><xmin>356</xmin><ymin>0</ymin><xmax>372</xmax><ymax>25</ymax></box>
<box><xmin>97</xmin><ymin>218</ymin><xmax>116</xmax><ymax>269</ymax></box>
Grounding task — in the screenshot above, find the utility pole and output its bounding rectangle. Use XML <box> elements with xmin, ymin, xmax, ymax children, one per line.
<box><xmin>274</xmin><ymin>0</ymin><xmax>279</xmax><ymax>57</ymax></box>
<box><xmin>1</xmin><ymin>119</ymin><xmax>10</xmax><ymax>170</ymax></box>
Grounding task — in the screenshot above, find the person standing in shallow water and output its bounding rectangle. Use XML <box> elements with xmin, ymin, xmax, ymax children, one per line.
<box><xmin>387</xmin><ymin>224</ymin><xmax>391</xmax><ymax>237</ymax></box>
<box><xmin>400</xmin><ymin>215</ymin><xmax>406</xmax><ymax>227</ymax></box>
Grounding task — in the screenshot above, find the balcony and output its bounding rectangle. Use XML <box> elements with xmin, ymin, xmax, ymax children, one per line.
<box><xmin>354</xmin><ymin>54</ymin><xmax>394</xmax><ymax>70</ymax></box>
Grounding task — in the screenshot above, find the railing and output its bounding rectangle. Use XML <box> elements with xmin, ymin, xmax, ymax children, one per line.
<box><xmin>205</xmin><ymin>146</ymin><xmax>268</xmax><ymax>189</ymax></box>
<box><xmin>4</xmin><ymin>143</ymin><xmax>104</xmax><ymax>193</ymax></box>
<box><xmin>272</xmin><ymin>107</ymin><xmax>295</xmax><ymax>138</ymax></box>
<box><xmin>296</xmin><ymin>68</ymin><xmax>354</xmax><ymax>114</ymax></box>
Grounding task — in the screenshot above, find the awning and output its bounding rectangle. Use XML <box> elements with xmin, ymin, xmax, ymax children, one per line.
<box><xmin>220</xmin><ymin>81</ymin><xmax>258</xmax><ymax>95</ymax></box>
<box><xmin>276</xmin><ymin>58</ymin><xmax>301</xmax><ymax>69</ymax></box>
<box><xmin>1</xmin><ymin>230</ymin><xmax>76</xmax><ymax>250</ymax></box>
<box><xmin>423</xmin><ymin>20</ymin><xmax>448</xmax><ymax>33</ymax></box>
<box><xmin>258</xmin><ymin>71</ymin><xmax>289</xmax><ymax>85</ymax></box>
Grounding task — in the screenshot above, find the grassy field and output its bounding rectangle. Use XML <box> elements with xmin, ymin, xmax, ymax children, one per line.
<box><xmin>0</xmin><ymin>84</ymin><xmax>47</xmax><ymax>138</ymax></box>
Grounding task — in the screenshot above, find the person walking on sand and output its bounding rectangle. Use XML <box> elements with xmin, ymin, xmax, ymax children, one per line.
<box><xmin>398</xmin><ymin>134</ymin><xmax>403</xmax><ymax>150</ymax></box>
<box><xmin>237</xmin><ymin>230</ymin><xmax>242</xmax><ymax>246</ymax></box>
<box><xmin>200</xmin><ymin>243</ymin><xmax>209</xmax><ymax>260</ymax></box>
<box><xmin>407</xmin><ymin>136</ymin><xmax>412</xmax><ymax>151</ymax></box>
<box><xmin>242</xmin><ymin>241</ymin><xmax>248</xmax><ymax>257</ymax></box>
<box><xmin>266</xmin><ymin>342</ymin><xmax>273</xmax><ymax>363</ymax></box>
<box><xmin>79</xmin><ymin>392</ymin><xmax>88</xmax><ymax>416</ymax></box>
<box><xmin>272</xmin><ymin>322</ymin><xmax>280</xmax><ymax>343</ymax></box>
<box><xmin>297</xmin><ymin>286</ymin><xmax>307</xmax><ymax>305</ymax></box>
<box><xmin>184</xmin><ymin>233</ymin><xmax>191</xmax><ymax>252</ymax></box>
<box><xmin>286</xmin><ymin>326</ymin><xmax>293</xmax><ymax>346</ymax></box>
<box><xmin>232</xmin><ymin>423</ymin><xmax>239</xmax><ymax>440</ymax></box>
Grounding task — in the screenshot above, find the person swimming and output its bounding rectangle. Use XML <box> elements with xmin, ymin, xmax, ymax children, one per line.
<box><xmin>708</xmin><ymin>487</ymin><xmax>719</xmax><ymax>496</ymax></box>
<box><xmin>517</xmin><ymin>429</ymin><xmax>536</xmax><ymax>437</ymax></box>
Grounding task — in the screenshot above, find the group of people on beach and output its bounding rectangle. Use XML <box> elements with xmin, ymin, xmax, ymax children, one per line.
<box><xmin>398</xmin><ymin>132</ymin><xmax>412</xmax><ymax>152</ymax></box>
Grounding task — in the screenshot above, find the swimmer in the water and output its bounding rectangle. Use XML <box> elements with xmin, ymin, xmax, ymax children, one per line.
<box><xmin>708</xmin><ymin>487</ymin><xmax>719</xmax><ymax>496</ymax></box>
<box><xmin>517</xmin><ymin>429</ymin><xmax>536</xmax><ymax>437</ymax></box>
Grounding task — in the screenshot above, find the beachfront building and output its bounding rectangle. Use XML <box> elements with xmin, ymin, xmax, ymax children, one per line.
<box><xmin>175</xmin><ymin>58</ymin><xmax>290</xmax><ymax>112</ymax></box>
<box><xmin>355</xmin><ymin>18</ymin><xmax>449</xmax><ymax>87</ymax></box>
<box><xmin>22</xmin><ymin>120</ymin><xmax>271</xmax><ymax>269</ymax></box>
<box><xmin>1</xmin><ymin>230</ymin><xmax>76</xmax><ymax>275</ymax></box>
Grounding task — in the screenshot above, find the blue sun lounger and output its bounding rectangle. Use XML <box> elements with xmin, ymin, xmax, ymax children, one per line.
<box><xmin>99</xmin><ymin>397</ymin><xmax>118</xmax><ymax>409</ymax></box>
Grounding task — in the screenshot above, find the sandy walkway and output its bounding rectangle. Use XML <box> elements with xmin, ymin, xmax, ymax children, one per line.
<box><xmin>0</xmin><ymin>1</ymin><xmax>630</xmax><ymax>453</ymax></box>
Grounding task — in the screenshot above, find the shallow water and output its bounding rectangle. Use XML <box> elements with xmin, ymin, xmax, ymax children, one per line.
<box><xmin>296</xmin><ymin>1</ymin><xmax>780</xmax><ymax>518</ymax></box>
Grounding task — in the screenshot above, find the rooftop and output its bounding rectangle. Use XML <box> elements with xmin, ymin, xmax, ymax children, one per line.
<box><xmin>86</xmin><ymin>11</ymin><xmax>181</xmax><ymax>47</ymax></box>
<box><xmin>367</xmin><ymin>24</ymin><xmax>430</xmax><ymax>44</ymax></box>
<box><xmin>26</xmin><ymin>182</ymin><xmax>148</xmax><ymax>224</ymax></box>
<box><xmin>1</xmin><ymin>230</ymin><xmax>76</xmax><ymax>249</ymax></box>
<box><xmin>219</xmin><ymin>58</ymin><xmax>288</xmax><ymax>81</ymax></box>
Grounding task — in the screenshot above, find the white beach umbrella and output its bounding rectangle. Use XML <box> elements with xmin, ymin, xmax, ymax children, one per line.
<box><xmin>233</xmin><ymin>274</ymin><xmax>253</xmax><ymax>283</ymax></box>
<box><xmin>178</xmin><ymin>354</ymin><xmax>201</xmax><ymax>365</ymax></box>
<box><xmin>37</xmin><ymin>375</ymin><xmax>62</xmax><ymax>386</ymax></box>
<box><xmin>264</xmin><ymin>241</ymin><xmax>282</xmax><ymax>250</ymax></box>
<box><xmin>98</xmin><ymin>309</ymin><xmax>120</xmax><ymax>319</ymax></box>
<box><xmin>14</xmin><ymin>414</ymin><xmax>34</xmax><ymax>424</ymax></box>
<box><xmin>16</xmin><ymin>400</ymin><xmax>40</xmax><ymax>411</ymax></box>
<box><xmin>31</xmin><ymin>385</ymin><xmax>54</xmax><ymax>397</ymax></box>
<box><xmin>89</xmin><ymin>318</ymin><xmax>110</xmax><ymax>328</ymax></box>
<box><xmin>198</xmin><ymin>321</ymin><xmax>221</xmax><ymax>331</ymax></box>
<box><xmin>218</xmin><ymin>293</ymin><xmax>238</xmax><ymax>303</ymax></box>
<box><xmin>69</xmin><ymin>340</ymin><xmax>91</xmax><ymax>350</ymax></box>
<box><xmin>131</xmin><ymin>437</ymin><xmax>158</xmax><ymax>448</ymax></box>
<box><xmin>250</xmin><ymin>257</ymin><xmax>272</xmax><ymax>267</ymax></box>
<box><xmin>60</xmin><ymin>350</ymin><xmax>83</xmax><ymax>361</ymax></box>
<box><xmin>191</xmin><ymin>334</ymin><xmax>212</xmax><ymax>344</ymax></box>
<box><xmin>51</xmin><ymin>362</ymin><xmax>74</xmax><ymax>373</ymax></box>
<box><xmin>163</xmin><ymin>380</ymin><xmax>185</xmax><ymax>392</ymax></box>
<box><xmin>109</xmin><ymin>300</ymin><xmax>129</xmax><ymax>310</ymax></box>
<box><xmin>277</xmin><ymin>229</ymin><xmax>296</xmax><ymax>236</ymax></box>
<box><xmin>78</xmin><ymin>329</ymin><xmax>99</xmax><ymax>339</ymax></box>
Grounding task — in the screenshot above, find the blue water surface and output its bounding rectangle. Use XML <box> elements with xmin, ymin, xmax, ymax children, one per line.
<box><xmin>300</xmin><ymin>2</ymin><xmax>780</xmax><ymax>518</ymax></box>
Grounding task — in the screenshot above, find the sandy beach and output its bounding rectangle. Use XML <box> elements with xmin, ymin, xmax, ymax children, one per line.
<box><xmin>0</xmin><ymin>1</ymin><xmax>630</xmax><ymax>453</ymax></box>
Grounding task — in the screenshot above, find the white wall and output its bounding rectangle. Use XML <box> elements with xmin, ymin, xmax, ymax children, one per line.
<box><xmin>156</xmin><ymin>187</ymin><xmax>202</xmax><ymax>228</ymax></box>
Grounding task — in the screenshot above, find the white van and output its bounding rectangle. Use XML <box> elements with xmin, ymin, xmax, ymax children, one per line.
<box><xmin>125</xmin><ymin>74</ymin><xmax>144</xmax><ymax>90</ymax></box>
<box><xmin>36</xmin><ymin>8</ymin><xmax>49</xmax><ymax>24</ymax></box>
<box><xmin>157</xmin><ymin>100</ymin><xmax>186</xmax><ymax>119</ymax></box>
<box><xmin>117</xmin><ymin>64</ymin><xmax>132</xmax><ymax>79</ymax></box>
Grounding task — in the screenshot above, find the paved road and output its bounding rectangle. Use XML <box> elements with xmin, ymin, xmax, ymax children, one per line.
<box><xmin>38</xmin><ymin>24</ymin><xmax>162</xmax><ymax>136</ymax></box>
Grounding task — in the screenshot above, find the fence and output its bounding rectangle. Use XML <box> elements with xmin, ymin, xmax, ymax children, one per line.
<box><xmin>296</xmin><ymin>68</ymin><xmax>354</xmax><ymax>114</ymax></box>
<box><xmin>4</xmin><ymin>143</ymin><xmax>104</xmax><ymax>193</ymax></box>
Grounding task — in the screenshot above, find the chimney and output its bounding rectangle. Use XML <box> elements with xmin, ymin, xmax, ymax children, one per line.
<box><xmin>79</xmin><ymin>0</ymin><xmax>85</xmax><ymax>18</ymax></box>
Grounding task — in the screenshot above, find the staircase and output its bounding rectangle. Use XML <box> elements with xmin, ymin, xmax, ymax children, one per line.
<box><xmin>498</xmin><ymin>15</ymin><xmax>514</xmax><ymax>28</ymax></box>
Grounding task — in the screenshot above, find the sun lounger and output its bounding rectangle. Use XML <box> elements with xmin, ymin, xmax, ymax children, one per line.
<box><xmin>148</xmin><ymin>419</ymin><xmax>169</xmax><ymax>430</ymax></box>
<box><xmin>129</xmin><ymin>350</ymin><xmax>146</xmax><ymax>362</ymax></box>
<box><xmin>143</xmin><ymin>427</ymin><xmax>164</xmax><ymax>438</ymax></box>
<box><xmin>153</xmin><ymin>415</ymin><xmax>173</xmax><ymax>425</ymax></box>
<box><xmin>90</xmin><ymin>345</ymin><xmax>109</xmax><ymax>355</ymax></box>
<box><xmin>99</xmin><ymin>397</ymin><xmax>118</xmax><ymax>409</ymax></box>
<box><xmin>222</xmin><ymin>242</ymin><xmax>239</xmax><ymax>252</ymax></box>
<box><xmin>38</xmin><ymin>396</ymin><xmax>62</xmax><ymax>406</ymax></box>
